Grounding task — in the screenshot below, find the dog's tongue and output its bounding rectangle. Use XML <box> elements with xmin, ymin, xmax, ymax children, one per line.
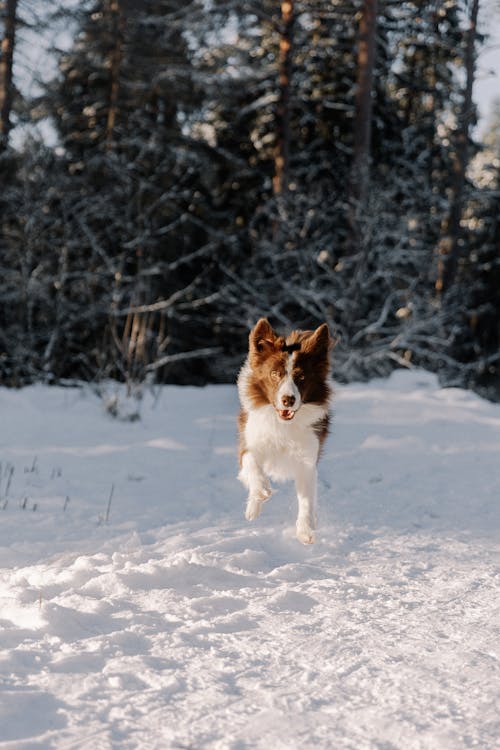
<box><xmin>279</xmin><ymin>409</ymin><xmax>295</xmax><ymax>421</ymax></box>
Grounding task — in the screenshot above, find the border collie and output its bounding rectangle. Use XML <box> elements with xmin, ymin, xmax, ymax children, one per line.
<box><xmin>237</xmin><ymin>318</ymin><xmax>333</xmax><ymax>544</ymax></box>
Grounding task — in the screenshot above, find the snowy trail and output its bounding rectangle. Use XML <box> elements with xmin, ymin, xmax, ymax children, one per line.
<box><xmin>0</xmin><ymin>372</ymin><xmax>499</xmax><ymax>749</ymax></box>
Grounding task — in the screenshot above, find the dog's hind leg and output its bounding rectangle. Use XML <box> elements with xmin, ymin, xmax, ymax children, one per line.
<box><xmin>294</xmin><ymin>463</ymin><xmax>317</xmax><ymax>544</ymax></box>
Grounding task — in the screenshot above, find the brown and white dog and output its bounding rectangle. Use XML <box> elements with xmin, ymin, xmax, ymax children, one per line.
<box><xmin>237</xmin><ymin>318</ymin><xmax>333</xmax><ymax>544</ymax></box>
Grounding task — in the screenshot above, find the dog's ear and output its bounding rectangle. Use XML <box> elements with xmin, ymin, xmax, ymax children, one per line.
<box><xmin>303</xmin><ymin>323</ymin><xmax>333</xmax><ymax>356</ymax></box>
<box><xmin>249</xmin><ymin>318</ymin><xmax>277</xmax><ymax>359</ymax></box>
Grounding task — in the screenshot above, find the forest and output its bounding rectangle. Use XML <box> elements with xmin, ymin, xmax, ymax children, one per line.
<box><xmin>0</xmin><ymin>0</ymin><xmax>499</xmax><ymax>398</ymax></box>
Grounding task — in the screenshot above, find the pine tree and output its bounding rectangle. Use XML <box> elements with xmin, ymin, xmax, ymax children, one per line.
<box><xmin>350</xmin><ymin>0</ymin><xmax>378</xmax><ymax>208</ymax></box>
<box><xmin>1</xmin><ymin>0</ymin><xmax>224</xmax><ymax>384</ymax></box>
<box><xmin>439</xmin><ymin>0</ymin><xmax>481</xmax><ymax>294</ymax></box>
<box><xmin>448</xmin><ymin>101</ymin><xmax>500</xmax><ymax>396</ymax></box>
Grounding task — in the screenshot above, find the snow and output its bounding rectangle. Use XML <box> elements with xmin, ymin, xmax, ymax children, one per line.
<box><xmin>0</xmin><ymin>371</ymin><xmax>499</xmax><ymax>749</ymax></box>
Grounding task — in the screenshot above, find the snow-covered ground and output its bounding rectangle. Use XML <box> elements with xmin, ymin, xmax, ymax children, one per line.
<box><xmin>0</xmin><ymin>371</ymin><xmax>499</xmax><ymax>749</ymax></box>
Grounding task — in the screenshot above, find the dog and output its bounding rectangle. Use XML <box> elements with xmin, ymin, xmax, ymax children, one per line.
<box><xmin>237</xmin><ymin>318</ymin><xmax>333</xmax><ymax>544</ymax></box>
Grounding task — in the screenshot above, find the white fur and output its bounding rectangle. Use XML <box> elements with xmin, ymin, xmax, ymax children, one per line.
<box><xmin>237</xmin><ymin>360</ymin><xmax>255</xmax><ymax>414</ymax></box>
<box><xmin>275</xmin><ymin>352</ymin><xmax>301</xmax><ymax>413</ymax></box>
<box><xmin>238</xmin><ymin>357</ymin><xmax>329</xmax><ymax>544</ymax></box>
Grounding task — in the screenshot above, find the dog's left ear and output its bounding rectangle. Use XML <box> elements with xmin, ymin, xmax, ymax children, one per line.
<box><xmin>304</xmin><ymin>323</ymin><xmax>334</xmax><ymax>356</ymax></box>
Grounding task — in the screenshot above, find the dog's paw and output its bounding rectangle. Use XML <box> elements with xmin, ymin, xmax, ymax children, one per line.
<box><xmin>245</xmin><ymin>486</ymin><xmax>272</xmax><ymax>521</ymax></box>
<box><xmin>245</xmin><ymin>496</ymin><xmax>263</xmax><ymax>521</ymax></box>
<box><xmin>296</xmin><ymin>523</ymin><xmax>315</xmax><ymax>545</ymax></box>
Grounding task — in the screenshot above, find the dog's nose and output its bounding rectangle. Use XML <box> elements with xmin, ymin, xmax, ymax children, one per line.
<box><xmin>281</xmin><ymin>395</ymin><xmax>296</xmax><ymax>407</ymax></box>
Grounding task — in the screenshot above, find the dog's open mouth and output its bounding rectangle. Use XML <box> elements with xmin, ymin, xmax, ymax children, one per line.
<box><xmin>277</xmin><ymin>409</ymin><xmax>295</xmax><ymax>421</ymax></box>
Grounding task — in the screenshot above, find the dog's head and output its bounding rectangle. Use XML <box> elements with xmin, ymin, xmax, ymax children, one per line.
<box><xmin>247</xmin><ymin>318</ymin><xmax>333</xmax><ymax>421</ymax></box>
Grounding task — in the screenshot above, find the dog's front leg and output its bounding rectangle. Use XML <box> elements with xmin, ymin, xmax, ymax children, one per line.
<box><xmin>239</xmin><ymin>451</ymin><xmax>272</xmax><ymax>521</ymax></box>
<box><xmin>294</xmin><ymin>463</ymin><xmax>317</xmax><ymax>544</ymax></box>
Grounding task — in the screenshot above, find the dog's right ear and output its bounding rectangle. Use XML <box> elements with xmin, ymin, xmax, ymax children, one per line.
<box><xmin>249</xmin><ymin>318</ymin><xmax>277</xmax><ymax>359</ymax></box>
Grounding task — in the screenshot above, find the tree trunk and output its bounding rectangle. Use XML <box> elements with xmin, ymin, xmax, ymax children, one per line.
<box><xmin>106</xmin><ymin>0</ymin><xmax>124</xmax><ymax>150</ymax></box>
<box><xmin>437</xmin><ymin>0</ymin><xmax>480</xmax><ymax>295</ymax></box>
<box><xmin>350</xmin><ymin>0</ymin><xmax>378</xmax><ymax>208</ymax></box>
<box><xmin>273</xmin><ymin>0</ymin><xmax>294</xmax><ymax>195</ymax></box>
<box><xmin>0</xmin><ymin>0</ymin><xmax>18</xmax><ymax>150</ymax></box>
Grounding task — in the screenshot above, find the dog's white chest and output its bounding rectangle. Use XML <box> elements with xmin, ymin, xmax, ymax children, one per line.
<box><xmin>244</xmin><ymin>405</ymin><xmax>321</xmax><ymax>481</ymax></box>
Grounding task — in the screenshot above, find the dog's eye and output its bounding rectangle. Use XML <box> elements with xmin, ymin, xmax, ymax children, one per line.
<box><xmin>270</xmin><ymin>370</ymin><xmax>281</xmax><ymax>381</ymax></box>
<box><xmin>295</xmin><ymin>371</ymin><xmax>305</xmax><ymax>382</ymax></box>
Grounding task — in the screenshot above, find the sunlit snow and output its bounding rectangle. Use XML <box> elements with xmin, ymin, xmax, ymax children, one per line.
<box><xmin>0</xmin><ymin>371</ymin><xmax>499</xmax><ymax>748</ymax></box>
